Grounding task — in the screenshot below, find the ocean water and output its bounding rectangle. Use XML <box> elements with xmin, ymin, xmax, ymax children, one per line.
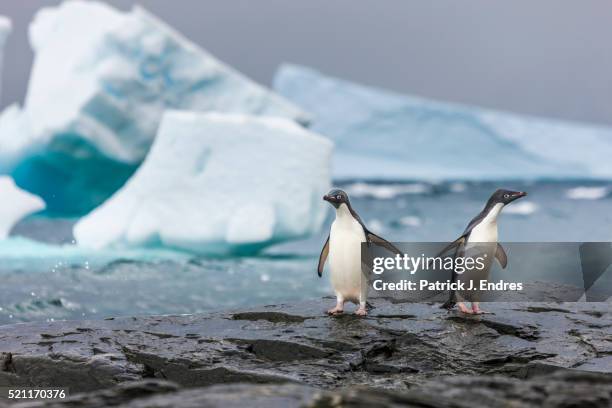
<box><xmin>1</xmin><ymin>180</ymin><xmax>611</xmax><ymax>324</ymax></box>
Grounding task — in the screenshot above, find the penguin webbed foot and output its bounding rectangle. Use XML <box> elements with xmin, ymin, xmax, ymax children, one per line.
<box><xmin>327</xmin><ymin>306</ymin><xmax>344</xmax><ymax>315</ymax></box>
<box><xmin>451</xmin><ymin>302</ymin><xmax>493</xmax><ymax>315</ymax></box>
<box><xmin>354</xmin><ymin>307</ymin><xmax>367</xmax><ymax>316</ymax></box>
<box><xmin>470</xmin><ymin>303</ymin><xmax>493</xmax><ymax>315</ymax></box>
<box><xmin>457</xmin><ymin>302</ymin><xmax>473</xmax><ymax>314</ymax></box>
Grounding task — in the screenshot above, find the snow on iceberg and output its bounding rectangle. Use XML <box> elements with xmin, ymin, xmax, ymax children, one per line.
<box><xmin>0</xmin><ymin>176</ymin><xmax>45</xmax><ymax>239</ymax></box>
<box><xmin>274</xmin><ymin>64</ymin><xmax>612</xmax><ymax>181</ymax></box>
<box><xmin>74</xmin><ymin>111</ymin><xmax>332</xmax><ymax>255</ymax></box>
<box><xmin>1</xmin><ymin>1</ymin><xmax>308</xmax><ymax>214</ymax></box>
<box><xmin>0</xmin><ymin>16</ymin><xmax>11</xmax><ymax>101</ymax></box>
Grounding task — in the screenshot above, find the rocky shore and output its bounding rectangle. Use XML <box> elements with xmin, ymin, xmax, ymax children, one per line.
<box><xmin>0</xmin><ymin>298</ymin><xmax>610</xmax><ymax>407</ymax></box>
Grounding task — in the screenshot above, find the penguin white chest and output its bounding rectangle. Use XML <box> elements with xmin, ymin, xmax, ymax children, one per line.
<box><xmin>468</xmin><ymin>221</ymin><xmax>498</xmax><ymax>243</ymax></box>
<box><xmin>328</xmin><ymin>205</ymin><xmax>366</xmax><ymax>301</ymax></box>
<box><xmin>467</xmin><ymin>203</ymin><xmax>502</xmax><ymax>243</ymax></box>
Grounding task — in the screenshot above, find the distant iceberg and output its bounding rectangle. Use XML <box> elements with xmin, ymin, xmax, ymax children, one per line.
<box><xmin>74</xmin><ymin>111</ymin><xmax>332</xmax><ymax>255</ymax></box>
<box><xmin>274</xmin><ymin>64</ymin><xmax>612</xmax><ymax>181</ymax></box>
<box><xmin>0</xmin><ymin>176</ymin><xmax>45</xmax><ymax>239</ymax></box>
<box><xmin>0</xmin><ymin>1</ymin><xmax>308</xmax><ymax>214</ymax></box>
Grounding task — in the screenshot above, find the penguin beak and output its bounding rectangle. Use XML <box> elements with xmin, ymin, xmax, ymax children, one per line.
<box><xmin>323</xmin><ymin>194</ymin><xmax>342</xmax><ymax>207</ymax></box>
<box><xmin>515</xmin><ymin>191</ymin><xmax>527</xmax><ymax>198</ymax></box>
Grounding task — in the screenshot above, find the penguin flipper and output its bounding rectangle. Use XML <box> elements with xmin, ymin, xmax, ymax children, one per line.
<box><xmin>436</xmin><ymin>236</ymin><xmax>466</xmax><ymax>257</ymax></box>
<box><xmin>317</xmin><ymin>235</ymin><xmax>330</xmax><ymax>277</ymax></box>
<box><xmin>365</xmin><ymin>231</ymin><xmax>402</xmax><ymax>255</ymax></box>
<box><xmin>495</xmin><ymin>243</ymin><xmax>508</xmax><ymax>269</ymax></box>
<box><xmin>427</xmin><ymin>236</ymin><xmax>466</xmax><ymax>268</ymax></box>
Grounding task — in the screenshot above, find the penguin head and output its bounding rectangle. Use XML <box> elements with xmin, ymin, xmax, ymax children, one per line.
<box><xmin>489</xmin><ymin>189</ymin><xmax>528</xmax><ymax>206</ymax></box>
<box><xmin>323</xmin><ymin>189</ymin><xmax>350</xmax><ymax>209</ymax></box>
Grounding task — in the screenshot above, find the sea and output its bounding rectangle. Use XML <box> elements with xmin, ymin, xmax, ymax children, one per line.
<box><xmin>1</xmin><ymin>180</ymin><xmax>611</xmax><ymax>324</ymax></box>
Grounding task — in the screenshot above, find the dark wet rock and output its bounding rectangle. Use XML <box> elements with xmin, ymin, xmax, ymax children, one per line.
<box><xmin>0</xmin><ymin>299</ymin><xmax>610</xmax><ymax>405</ymax></box>
<box><xmin>524</xmin><ymin>306</ymin><xmax>572</xmax><ymax>314</ymax></box>
<box><xmin>9</xmin><ymin>370</ymin><xmax>612</xmax><ymax>408</ymax></box>
<box><xmin>6</xmin><ymin>381</ymin><xmax>314</xmax><ymax>408</ymax></box>
<box><xmin>230</xmin><ymin>338</ymin><xmax>332</xmax><ymax>361</ymax></box>
<box><xmin>448</xmin><ymin>312</ymin><xmax>541</xmax><ymax>340</ymax></box>
<box><xmin>230</xmin><ymin>311</ymin><xmax>308</xmax><ymax>323</ymax></box>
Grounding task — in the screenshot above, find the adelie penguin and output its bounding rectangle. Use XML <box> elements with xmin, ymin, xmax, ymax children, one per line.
<box><xmin>436</xmin><ymin>189</ymin><xmax>527</xmax><ymax>314</ymax></box>
<box><xmin>318</xmin><ymin>189</ymin><xmax>401</xmax><ymax>316</ymax></box>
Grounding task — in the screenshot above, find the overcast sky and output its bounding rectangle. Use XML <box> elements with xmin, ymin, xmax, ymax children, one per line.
<box><xmin>0</xmin><ymin>0</ymin><xmax>611</xmax><ymax>125</ymax></box>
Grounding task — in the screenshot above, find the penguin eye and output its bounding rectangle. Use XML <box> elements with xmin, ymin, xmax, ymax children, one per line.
<box><xmin>504</xmin><ymin>194</ymin><xmax>510</xmax><ymax>199</ymax></box>
<box><xmin>336</xmin><ymin>195</ymin><xmax>342</xmax><ymax>200</ymax></box>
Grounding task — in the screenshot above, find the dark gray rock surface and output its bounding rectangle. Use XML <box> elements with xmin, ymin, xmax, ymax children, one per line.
<box><xmin>5</xmin><ymin>371</ymin><xmax>612</xmax><ymax>408</ymax></box>
<box><xmin>0</xmin><ymin>299</ymin><xmax>610</xmax><ymax>406</ymax></box>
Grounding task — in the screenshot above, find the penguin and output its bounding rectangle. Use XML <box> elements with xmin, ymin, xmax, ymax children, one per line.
<box><xmin>317</xmin><ymin>189</ymin><xmax>401</xmax><ymax>316</ymax></box>
<box><xmin>436</xmin><ymin>189</ymin><xmax>527</xmax><ymax>314</ymax></box>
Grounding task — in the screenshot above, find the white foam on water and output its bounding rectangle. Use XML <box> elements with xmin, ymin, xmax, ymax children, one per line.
<box><xmin>368</xmin><ymin>219</ymin><xmax>385</xmax><ymax>234</ymax></box>
<box><xmin>0</xmin><ymin>236</ymin><xmax>190</xmax><ymax>271</ymax></box>
<box><xmin>565</xmin><ymin>187</ymin><xmax>609</xmax><ymax>200</ymax></box>
<box><xmin>504</xmin><ymin>201</ymin><xmax>538</xmax><ymax>215</ymax></box>
<box><xmin>344</xmin><ymin>182</ymin><xmax>430</xmax><ymax>200</ymax></box>
<box><xmin>449</xmin><ymin>182</ymin><xmax>467</xmax><ymax>193</ymax></box>
<box><xmin>398</xmin><ymin>216</ymin><xmax>422</xmax><ymax>227</ymax></box>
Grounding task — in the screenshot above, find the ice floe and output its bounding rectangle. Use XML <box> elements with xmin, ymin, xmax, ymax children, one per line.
<box><xmin>74</xmin><ymin>111</ymin><xmax>332</xmax><ymax>255</ymax></box>
<box><xmin>274</xmin><ymin>64</ymin><xmax>612</xmax><ymax>181</ymax></box>
<box><xmin>0</xmin><ymin>176</ymin><xmax>45</xmax><ymax>239</ymax></box>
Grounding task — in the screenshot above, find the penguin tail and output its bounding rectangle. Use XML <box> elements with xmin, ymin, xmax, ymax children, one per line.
<box><xmin>440</xmin><ymin>299</ymin><xmax>456</xmax><ymax>310</ymax></box>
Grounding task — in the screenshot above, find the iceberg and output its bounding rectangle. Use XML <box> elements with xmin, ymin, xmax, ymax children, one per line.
<box><xmin>0</xmin><ymin>176</ymin><xmax>45</xmax><ymax>239</ymax></box>
<box><xmin>74</xmin><ymin>111</ymin><xmax>332</xmax><ymax>255</ymax></box>
<box><xmin>1</xmin><ymin>1</ymin><xmax>308</xmax><ymax>214</ymax></box>
<box><xmin>274</xmin><ymin>64</ymin><xmax>612</xmax><ymax>181</ymax></box>
<box><xmin>0</xmin><ymin>16</ymin><xmax>11</xmax><ymax>101</ymax></box>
